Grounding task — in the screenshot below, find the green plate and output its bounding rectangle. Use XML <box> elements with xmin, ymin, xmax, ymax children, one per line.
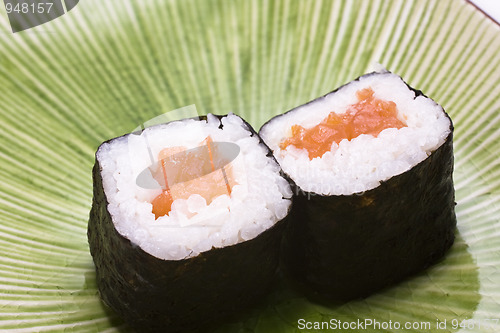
<box><xmin>1</xmin><ymin>0</ymin><xmax>500</xmax><ymax>332</ymax></box>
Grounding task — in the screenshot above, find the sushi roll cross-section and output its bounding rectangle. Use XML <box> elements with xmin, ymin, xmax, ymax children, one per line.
<box><xmin>259</xmin><ymin>71</ymin><xmax>456</xmax><ymax>301</ymax></box>
<box><xmin>88</xmin><ymin>114</ymin><xmax>292</xmax><ymax>332</ymax></box>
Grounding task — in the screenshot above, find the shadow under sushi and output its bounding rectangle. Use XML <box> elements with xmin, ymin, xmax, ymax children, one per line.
<box><xmin>211</xmin><ymin>231</ymin><xmax>479</xmax><ymax>333</ymax></box>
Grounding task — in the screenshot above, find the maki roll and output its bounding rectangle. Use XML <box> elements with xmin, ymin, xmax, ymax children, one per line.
<box><xmin>259</xmin><ymin>71</ymin><xmax>456</xmax><ymax>301</ymax></box>
<box><xmin>88</xmin><ymin>114</ymin><xmax>292</xmax><ymax>332</ymax></box>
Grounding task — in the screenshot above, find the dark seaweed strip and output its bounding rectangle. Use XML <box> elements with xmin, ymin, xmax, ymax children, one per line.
<box><xmin>282</xmin><ymin>130</ymin><xmax>455</xmax><ymax>302</ymax></box>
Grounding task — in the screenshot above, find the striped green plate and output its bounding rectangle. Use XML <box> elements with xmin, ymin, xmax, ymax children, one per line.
<box><xmin>1</xmin><ymin>0</ymin><xmax>499</xmax><ymax>332</ymax></box>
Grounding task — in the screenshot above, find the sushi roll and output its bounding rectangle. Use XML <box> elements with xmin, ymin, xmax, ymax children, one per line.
<box><xmin>259</xmin><ymin>71</ymin><xmax>456</xmax><ymax>301</ymax></box>
<box><xmin>88</xmin><ymin>114</ymin><xmax>292</xmax><ymax>332</ymax></box>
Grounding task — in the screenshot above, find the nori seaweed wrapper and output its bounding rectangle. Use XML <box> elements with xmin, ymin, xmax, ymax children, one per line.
<box><xmin>88</xmin><ymin>115</ymin><xmax>290</xmax><ymax>332</ymax></box>
<box><xmin>260</xmin><ymin>74</ymin><xmax>456</xmax><ymax>302</ymax></box>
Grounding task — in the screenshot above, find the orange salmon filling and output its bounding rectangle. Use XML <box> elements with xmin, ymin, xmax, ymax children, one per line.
<box><xmin>151</xmin><ymin>136</ymin><xmax>235</xmax><ymax>219</ymax></box>
<box><xmin>280</xmin><ymin>88</ymin><xmax>407</xmax><ymax>159</ymax></box>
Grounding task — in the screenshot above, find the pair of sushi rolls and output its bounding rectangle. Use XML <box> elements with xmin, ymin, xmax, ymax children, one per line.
<box><xmin>259</xmin><ymin>71</ymin><xmax>456</xmax><ymax>301</ymax></box>
<box><xmin>88</xmin><ymin>114</ymin><xmax>292</xmax><ymax>332</ymax></box>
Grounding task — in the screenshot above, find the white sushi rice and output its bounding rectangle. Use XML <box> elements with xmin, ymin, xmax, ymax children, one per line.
<box><xmin>259</xmin><ymin>72</ymin><xmax>451</xmax><ymax>196</ymax></box>
<box><xmin>97</xmin><ymin>114</ymin><xmax>292</xmax><ymax>260</ymax></box>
